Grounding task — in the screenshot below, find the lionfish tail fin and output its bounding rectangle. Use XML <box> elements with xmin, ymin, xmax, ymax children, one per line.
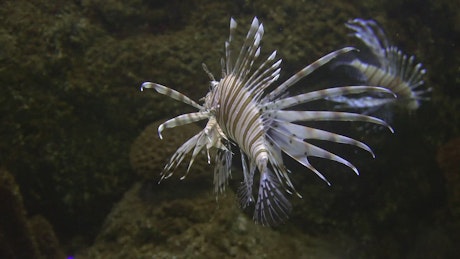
<box><xmin>384</xmin><ymin>46</ymin><xmax>427</xmax><ymax>91</ymax></box>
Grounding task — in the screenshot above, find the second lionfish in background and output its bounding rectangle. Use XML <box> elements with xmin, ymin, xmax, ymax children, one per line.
<box><xmin>141</xmin><ymin>17</ymin><xmax>394</xmax><ymax>226</ymax></box>
<box><xmin>329</xmin><ymin>18</ymin><xmax>429</xmax><ymax>115</ymax></box>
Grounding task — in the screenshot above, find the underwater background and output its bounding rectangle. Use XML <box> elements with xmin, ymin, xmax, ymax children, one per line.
<box><xmin>0</xmin><ymin>0</ymin><xmax>459</xmax><ymax>258</ymax></box>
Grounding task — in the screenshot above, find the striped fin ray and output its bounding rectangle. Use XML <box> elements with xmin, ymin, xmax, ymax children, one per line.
<box><xmin>267</xmin><ymin>133</ymin><xmax>330</xmax><ymax>185</ymax></box>
<box><xmin>245</xmin><ymin>51</ymin><xmax>281</xmax><ymax>99</ymax></box>
<box><xmin>158</xmin><ymin>112</ymin><xmax>210</xmax><ymax>139</ymax></box>
<box><xmin>268</xmin><ymin>127</ymin><xmax>361</xmax><ymax>185</ymax></box>
<box><xmin>269</xmin><ymin>110</ymin><xmax>393</xmax><ymax>132</ymax></box>
<box><xmin>160</xmin><ymin>132</ymin><xmax>202</xmax><ymax>181</ymax></box>
<box><xmin>254</xmin><ymin>168</ymin><xmax>292</xmax><ymax>226</ymax></box>
<box><xmin>264</xmin><ymin>86</ymin><xmax>395</xmax><ymax>110</ymax></box>
<box><xmin>232</xmin><ymin>17</ymin><xmax>263</xmax><ymax>80</ymax></box>
<box><xmin>385</xmin><ymin>47</ymin><xmax>426</xmax><ymax>89</ymax></box>
<box><xmin>271</xmin><ymin>119</ymin><xmax>375</xmax><ymax>157</ymax></box>
<box><xmin>141</xmin><ymin>82</ymin><xmax>203</xmax><ymax>110</ymax></box>
<box><xmin>225</xmin><ymin>18</ymin><xmax>281</xmax><ymax>100</ymax></box>
<box><xmin>405</xmin><ymin>63</ymin><xmax>426</xmax><ymax>89</ymax></box>
<box><xmin>265</xmin><ymin>47</ymin><xmax>355</xmax><ymax>101</ymax></box>
<box><xmin>161</xmin><ymin>119</ymin><xmax>225</xmax><ymax>181</ymax></box>
<box><xmin>184</xmin><ymin>132</ymin><xmax>208</xmax><ymax>176</ymax></box>
<box><xmin>184</xmin><ymin>117</ymin><xmax>230</xmax><ymax>178</ymax></box>
<box><xmin>224</xmin><ymin>18</ymin><xmax>238</xmax><ymax>76</ymax></box>
<box><xmin>327</xmin><ymin>95</ymin><xmax>395</xmax><ymax>109</ymax></box>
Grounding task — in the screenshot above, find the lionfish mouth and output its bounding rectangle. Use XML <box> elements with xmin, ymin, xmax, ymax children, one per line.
<box><xmin>141</xmin><ymin>17</ymin><xmax>395</xmax><ymax>226</ymax></box>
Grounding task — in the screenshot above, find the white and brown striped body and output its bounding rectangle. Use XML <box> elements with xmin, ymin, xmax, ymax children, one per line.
<box><xmin>350</xmin><ymin>60</ymin><xmax>420</xmax><ymax>110</ymax></box>
<box><xmin>141</xmin><ymin>17</ymin><xmax>394</xmax><ymax>226</ymax></box>
<box><xmin>211</xmin><ymin>74</ymin><xmax>268</xmax><ymax>174</ymax></box>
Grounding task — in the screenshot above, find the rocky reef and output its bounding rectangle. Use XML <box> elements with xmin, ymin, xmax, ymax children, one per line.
<box><xmin>0</xmin><ymin>168</ymin><xmax>64</xmax><ymax>258</ymax></box>
<box><xmin>437</xmin><ymin>137</ymin><xmax>460</xmax><ymax>221</ymax></box>
<box><xmin>0</xmin><ymin>0</ymin><xmax>459</xmax><ymax>258</ymax></box>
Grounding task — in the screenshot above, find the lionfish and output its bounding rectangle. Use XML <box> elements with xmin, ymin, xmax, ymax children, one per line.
<box><xmin>141</xmin><ymin>17</ymin><xmax>394</xmax><ymax>226</ymax></box>
<box><xmin>329</xmin><ymin>18</ymin><xmax>429</xmax><ymax>112</ymax></box>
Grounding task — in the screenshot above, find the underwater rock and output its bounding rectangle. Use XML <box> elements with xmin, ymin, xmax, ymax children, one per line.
<box><xmin>76</xmin><ymin>182</ymin><xmax>346</xmax><ymax>258</ymax></box>
<box><xmin>0</xmin><ymin>168</ymin><xmax>40</xmax><ymax>258</ymax></box>
<box><xmin>0</xmin><ymin>168</ymin><xmax>64</xmax><ymax>259</ymax></box>
<box><xmin>437</xmin><ymin>137</ymin><xmax>460</xmax><ymax>219</ymax></box>
<box><xmin>29</xmin><ymin>215</ymin><xmax>66</xmax><ymax>259</ymax></box>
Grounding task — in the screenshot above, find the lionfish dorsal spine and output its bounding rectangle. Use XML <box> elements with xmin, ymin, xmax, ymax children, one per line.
<box><xmin>265</xmin><ymin>47</ymin><xmax>356</xmax><ymax>101</ymax></box>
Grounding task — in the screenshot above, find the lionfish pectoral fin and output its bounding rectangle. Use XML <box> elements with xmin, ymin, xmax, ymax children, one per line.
<box><xmin>268</xmin><ymin>130</ymin><xmax>333</xmax><ymax>185</ymax></box>
<box><xmin>158</xmin><ymin>133</ymin><xmax>202</xmax><ymax>183</ymax></box>
<box><xmin>213</xmin><ymin>148</ymin><xmax>233</xmax><ymax>196</ymax></box>
<box><xmin>157</xmin><ymin>112</ymin><xmax>210</xmax><ymax>139</ymax></box>
<box><xmin>181</xmin><ymin>132</ymin><xmax>209</xmax><ymax>179</ymax></box>
<box><xmin>272</xmin><ymin>120</ymin><xmax>375</xmax><ymax>158</ymax></box>
<box><xmin>303</xmin><ymin>160</ymin><xmax>332</xmax><ymax>186</ymax></box>
<box><xmin>272</xmin><ymin>110</ymin><xmax>394</xmax><ymax>133</ymax></box>
<box><xmin>254</xmin><ymin>168</ymin><xmax>292</xmax><ymax>226</ymax></box>
<box><xmin>270</xmin><ymin>126</ymin><xmax>361</xmax><ymax>175</ymax></box>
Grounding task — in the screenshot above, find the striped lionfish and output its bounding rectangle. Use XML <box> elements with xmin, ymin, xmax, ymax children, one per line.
<box><xmin>329</xmin><ymin>18</ymin><xmax>429</xmax><ymax>112</ymax></box>
<box><xmin>141</xmin><ymin>17</ymin><xmax>394</xmax><ymax>226</ymax></box>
